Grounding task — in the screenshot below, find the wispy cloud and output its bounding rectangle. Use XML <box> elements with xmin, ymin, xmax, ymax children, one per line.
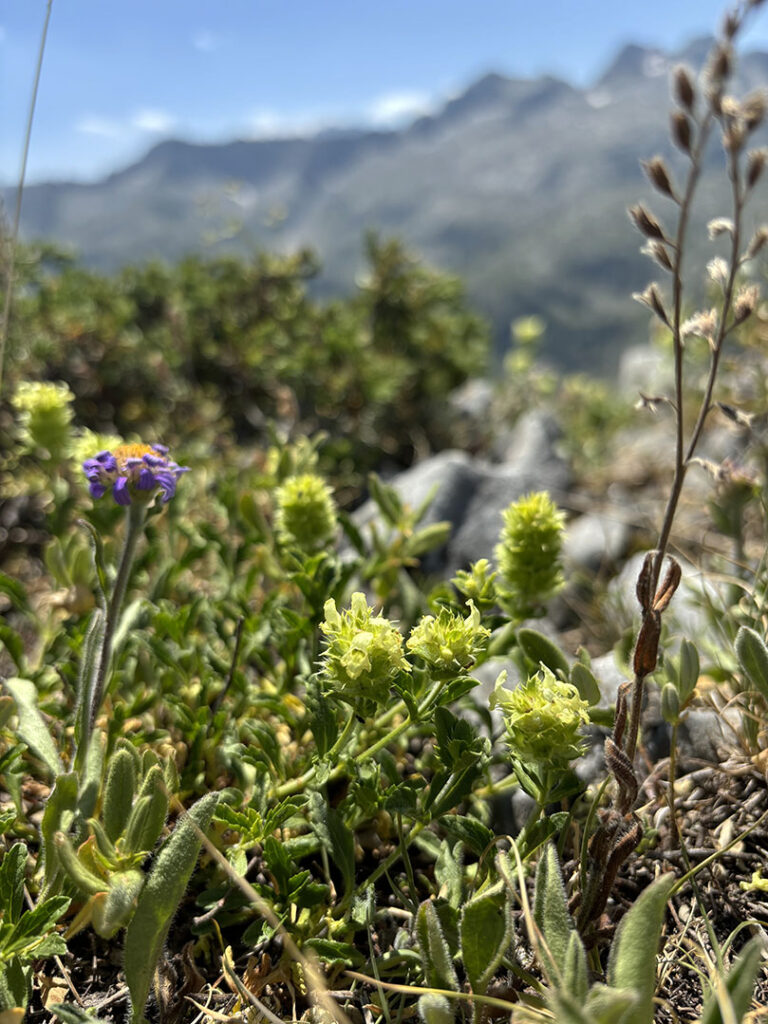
<box><xmin>131</xmin><ymin>109</ymin><xmax>175</xmax><ymax>133</ymax></box>
<box><xmin>192</xmin><ymin>30</ymin><xmax>220</xmax><ymax>53</ymax></box>
<box><xmin>76</xmin><ymin>116</ymin><xmax>122</xmax><ymax>138</ymax></box>
<box><xmin>367</xmin><ymin>90</ymin><xmax>433</xmax><ymax>125</ymax></box>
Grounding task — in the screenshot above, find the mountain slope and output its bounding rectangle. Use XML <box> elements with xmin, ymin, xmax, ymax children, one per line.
<box><xmin>7</xmin><ymin>38</ymin><xmax>768</xmax><ymax>373</ymax></box>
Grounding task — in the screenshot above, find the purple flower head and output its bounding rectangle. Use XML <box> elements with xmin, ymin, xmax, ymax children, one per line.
<box><xmin>82</xmin><ymin>442</ymin><xmax>189</xmax><ymax>507</ymax></box>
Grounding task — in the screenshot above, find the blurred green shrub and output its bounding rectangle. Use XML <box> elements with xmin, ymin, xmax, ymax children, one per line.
<box><xmin>6</xmin><ymin>233</ymin><xmax>488</xmax><ymax>489</ymax></box>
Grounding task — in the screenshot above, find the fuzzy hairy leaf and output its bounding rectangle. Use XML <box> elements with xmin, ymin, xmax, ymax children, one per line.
<box><xmin>123</xmin><ymin>792</ymin><xmax>218</xmax><ymax>1023</ymax></box>
<box><xmin>418</xmin><ymin>994</ymin><xmax>454</xmax><ymax>1024</ymax></box>
<box><xmin>416</xmin><ymin>900</ymin><xmax>459</xmax><ymax>993</ymax></box>
<box><xmin>102</xmin><ymin>748</ymin><xmax>137</xmax><ymax>843</ymax></box>
<box><xmin>0</xmin><ymin>845</ymin><xmax>26</xmax><ymax>926</ymax></box>
<box><xmin>607</xmin><ymin>873</ymin><xmax>675</xmax><ymax>1024</ymax></box>
<box><xmin>533</xmin><ymin>843</ymin><xmax>572</xmax><ymax>979</ymax></box>
<box><xmin>308</xmin><ymin>791</ymin><xmax>355</xmax><ymax>900</ymax></box>
<box><xmin>3</xmin><ymin>896</ymin><xmax>70</xmax><ymax>958</ymax></box>
<box><xmin>735</xmin><ymin>626</ymin><xmax>768</xmax><ymax>701</ymax></box>
<box><xmin>40</xmin><ymin>772</ymin><xmax>78</xmax><ymax>889</ymax></box>
<box><xmin>3</xmin><ymin>678</ymin><xmax>62</xmax><ymax>779</ymax></box>
<box><xmin>460</xmin><ymin>893</ymin><xmax>512</xmax><ymax>995</ymax></box>
<box><xmin>563</xmin><ymin>930</ymin><xmax>589</xmax><ymax>1003</ymax></box>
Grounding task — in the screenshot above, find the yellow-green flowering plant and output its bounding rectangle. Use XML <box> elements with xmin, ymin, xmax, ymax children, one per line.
<box><xmin>11</xmin><ymin>380</ymin><xmax>74</xmax><ymax>460</ymax></box>
<box><xmin>492</xmin><ymin>667</ymin><xmax>589</xmax><ymax>854</ymax></box>
<box><xmin>320</xmin><ymin>591</ymin><xmax>411</xmax><ymax>707</ymax></box>
<box><xmin>452</xmin><ymin>558</ymin><xmax>498</xmax><ymax>611</ymax></box>
<box><xmin>495</xmin><ymin>490</ymin><xmax>565</xmax><ymax>618</ymax></box>
<box><xmin>407</xmin><ymin>600</ymin><xmax>489</xmax><ymax>676</ymax></box>
<box><xmin>274</xmin><ymin>472</ymin><xmax>338</xmax><ymax>553</ymax></box>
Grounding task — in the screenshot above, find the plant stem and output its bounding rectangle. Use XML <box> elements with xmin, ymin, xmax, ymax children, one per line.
<box><xmin>89</xmin><ymin>503</ymin><xmax>145</xmax><ymax>730</ymax></box>
<box><xmin>0</xmin><ymin>0</ymin><xmax>53</xmax><ymax>397</ymax></box>
<box><xmin>667</xmin><ymin>722</ymin><xmax>680</xmax><ymax>846</ymax></box>
<box><xmin>270</xmin><ymin>680</ymin><xmax>443</xmax><ymax>800</ymax></box>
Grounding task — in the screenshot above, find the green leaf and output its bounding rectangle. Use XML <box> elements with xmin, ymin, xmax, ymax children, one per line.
<box><xmin>735</xmin><ymin>626</ymin><xmax>768</xmax><ymax>702</ymax></box>
<box><xmin>103</xmin><ymin>748</ymin><xmax>137</xmax><ymax>843</ymax></box>
<box><xmin>48</xmin><ymin>1004</ymin><xmax>112</xmax><ymax>1024</ymax></box>
<box><xmin>3</xmin><ymin>678</ymin><xmax>62</xmax><ymax>779</ymax></box>
<box><xmin>368</xmin><ymin>473</ymin><xmax>403</xmax><ymax>527</ymax></box>
<box><xmin>678</xmin><ymin>639</ymin><xmax>699</xmax><ymax>703</ymax></box>
<box><xmin>460</xmin><ymin>893</ymin><xmax>512</xmax><ymax>994</ymax></box>
<box><xmin>4</xmin><ymin>896</ymin><xmax>70</xmax><ymax>958</ymax></box>
<box><xmin>437</xmin><ymin>815</ymin><xmax>494</xmax><ymax>858</ymax></box>
<box><xmin>517</xmin><ymin>629</ymin><xmax>570</xmax><ymax>678</ymax></box>
<box><xmin>112</xmin><ymin>599</ymin><xmax>144</xmax><ymax>654</ymax></box>
<box><xmin>546</xmin><ymin>990</ymin><xmax>591</xmax><ymax>1024</ymax></box>
<box><xmin>570</xmin><ymin>663</ymin><xmax>601</xmax><ymax>706</ymax></box>
<box><xmin>308</xmin><ymin>792</ymin><xmax>355</xmax><ymax>901</ymax></box>
<box><xmin>122</xmin><ymin>767</ymin><xmax>169</xmax><ymax>855</ymax></box>
<box><xmin>123</xmin><ymin>792</ymin><xmax>218</xmax><ymax>1024</ymax></box>
<box><xmin>22</xmin><ymin>933</ymin><xmax>68</xmax><ymax>959</ymax></box>
<box><xmin>418</xmin><ymin>994</ymin><xmax>454</xmax><ymax>1024</ymax></box>
<box><xmin>0</xmin><ymin>957</ymin><xmax>29</xmax><ymax>1013</ymax></box>
<box><xmin>435</xmin><ymin>840</ymin><xmax>463</xmax><ymax>909</ymax></box>
<box><xmin>41</xmin><ymin>773</ymin><xmax>78</xmax><ymax>889</ymax></box>
<box><xmin>518</xmin><ymin>812</ymin><xmax>570</xmax><ymax>860</ymax></box>
<box><xmin>405</xmin><ymin>521</ymin><xmax>452</xmax><ymax>558</ymax></box>
<box><xmin>73</xmin><ymin>608</ymin><xmax>106</xmax><ymax>766</ymax></box>
<box><xmin>302</xmin><ymin>938</ymin><xmax>363</xmax><ymax>967</ymax></box>
<box><xmin>0</xmin><ymin>844</ymin><xmax>26</xmax><ymax>926</ymax></box>
<box><xmin>583</xmin><ymin>984</ymin><xmax>639</xmax><ymax>1022</ymax></box>
<box><xmin>416</xmin><ymin>900</ymin><xmax>459</xmax><ymax>993</ymax></box>
<box><xmin>77</xmin><ymin>731</ymin><xmax>105</xmax><ymax>822</ymax></box>
<box><xmin>607</xmin><ymin>873</ymin><xmax>675</xmax><ymax>1024</ymax></box>
<box><xmin>533</xmin><ymin>843</ymin><xmax>572</xmax><ymax>979</ymax></box>
<box><xmin>563</xmin><ymin>930</ymin><xmax>589</xmax><ymax>1004</ymax></box>
<box><xmin>0</xmin><ymin>625</ymin><xmax>25</xmax><ymax>674</ymax></box>
<box><xmin>92</xmin><ymin>870</ymin><xmax>144</xmax><ymax>939</ymax></box>
<box><xmin>699</xmin><ymin>937</ymin><xmax>762</xmax><ymax>1024</ymax></box>
<box><xmin>304</xmin><ymin>682</ymin><xmax>339</xmax><ymax>758</ymax></box>
<box><xmin>0</xmin><ymin>573</ymin><xmax>30</xmax><ymax>613</ymax></box>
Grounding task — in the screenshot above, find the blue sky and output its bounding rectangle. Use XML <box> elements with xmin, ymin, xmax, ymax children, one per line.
<box><xmin>3</xmin><ymin>0</ymin><xmax>768</xmax><ymax>185</ymax></box>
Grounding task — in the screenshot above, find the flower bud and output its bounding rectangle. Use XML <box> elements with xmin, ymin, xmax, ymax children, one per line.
<box><xmin>494</xmin><ymin>491</ymin><xmax>565</xmax><ymax>618</ymax></box>
<box><xmin>452</xmin><ymin>558</ymin><xmax>498</xmax><ymax>609</ymax></box>
<box><xmin>747</xmin><ymin>148</ymin><xmax>767</xmax><ymax>190</ymax></box>
<box><xmin>274</xmin><ymin>473</ymin><xmax>337</xmax><ymax>552</ymax></box>
<box><xmin>671</xmin><ymin>111</ymin><xmax>693</xmax><ymax>153</ymax></box>
<box><xmin>407</xmin><ymin>601</ymin><xmax>489</xmax><ymax>673</ymax></box>
<box><xmin>642</xmin><ymin>156</ymin><xmax>676</xmax><ymax>200</ymax></box>
<box><xmin>628</xmin><ymin>204</ymin><xmax>666</xmax><ymax>240</ymax></box>
<box><xmin>12</xmin><ymin>380</ymin><xmax>74</xmax><ymax>460</ymax></box>
<box><xmin>320</xmin><ymin>593</ymin><xmax>410</xmax><ymax>704</ymax></box>
<box><xmin>491</xmin><ymin>667</ymin><xmax>589</xmax><ymax>768</ymax></box>
<box><xmin>673</xmin><ymin>65</ymin><xmax>695</xmax><ymax>111</ymax></box>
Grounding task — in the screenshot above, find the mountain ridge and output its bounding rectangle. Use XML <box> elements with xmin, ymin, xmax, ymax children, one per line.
<box><xmin>7</xmin><ymin>36</ymin><xmax>768</xmax><ymax>373</ymax></box>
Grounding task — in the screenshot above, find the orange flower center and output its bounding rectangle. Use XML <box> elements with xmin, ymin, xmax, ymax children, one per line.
<box><xmin>113</xmin><ymin>443</ymin><xmax>158</xmax><ymax>471</ymax></box>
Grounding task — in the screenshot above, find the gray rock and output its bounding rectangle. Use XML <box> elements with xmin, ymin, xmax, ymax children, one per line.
<box><xmin>352</xmin><ymin>426</ymin><xmax>571</xmax><ymax>575</ymax></box>
<box><xmin>676</xmin><ymin>709</ymin><xmax>733</xmax><ymax>764</ymax></box>
<box><xmin>564</xmin><ymin>512</ymin><xmax>631</xmax><ymax>574</ymax></box>
<box><xmin>448</xmin><ymin>378</ymin><xmax>495</xmax><ymax>421</ymax></box>
<box><xmin>590</xmin><ymin>651</ymin><xmax>627</xmax><ymax>711</ymax></box>
<box><xmin>494</xmin><ymin>409</ymin><xmax>568</xmax><ymax>474</ymax></box>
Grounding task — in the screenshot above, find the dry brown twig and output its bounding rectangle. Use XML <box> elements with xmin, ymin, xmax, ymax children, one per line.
<box><xmin>580</xmin><ymin>0</ymin><xmax>768</xmax><ymax>939</ymax></box>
